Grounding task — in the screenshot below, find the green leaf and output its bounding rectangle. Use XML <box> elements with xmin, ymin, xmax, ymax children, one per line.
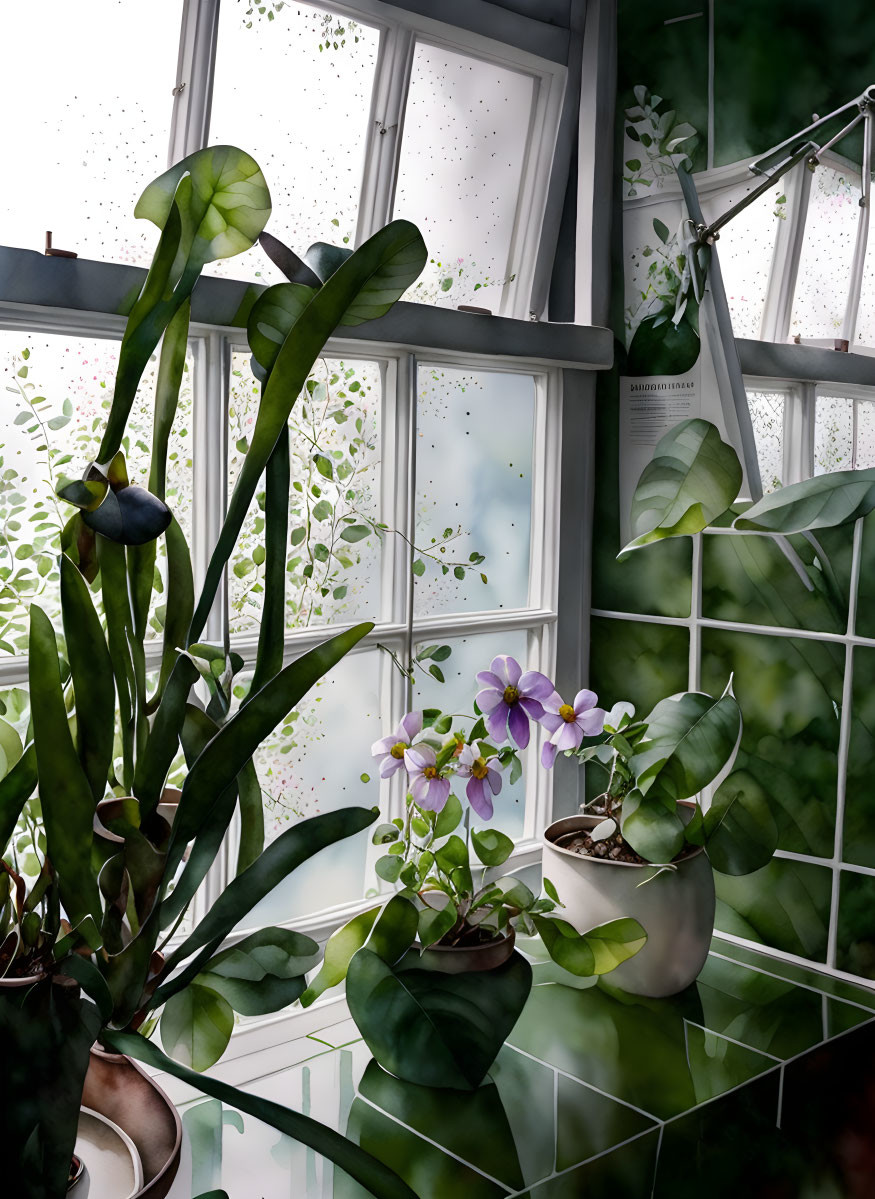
<box><xmin>300</xmin><ymin>906</ymin><xmax>381</xmax><ymax>1007</ymax></box>
<box><xmin>83</xmin><ymin>484</ymin><xmax>172</xmax><ymax>546</ymax></box>
<box><xmin>704</xmin><ymin>769</ymin><xmax>778</xmax><ymax>875</ymax></box>
<box><xmin>542</xmin><ymin>876</ymin><xmax>562</xmax><ymax>906</ymax></box>
<box><xmin>533</xmin><ymin>914</ymin><xmax>647</xmax><ymax>976</ymax></box>
<box><xmin>376</xmin><ymin>854</ymin><xmax>403</xmax><ymax>882</ymax></box>
<box><xmin>620</xmin><ymin>789</ymin><xmax>685</xmax><ymax>862</ymax></box>
<box><xmin>340</xmin><ymin>524</ymin><xmax>370</xmax><ymax>543</ymax></box>
<box><xmin>249</xmin><ymin>283</ymin><xmax>319</xmax><ymax>375</ymax></box>
<box><xmin>28</xmin><ymin>604</ymin><xmax>101</xmax><ymax>927</ymax></box>
<box><xmin>248</xmin><ymin>428</ymin><xmax>290</xmax><ymax>698</ymax></box>
<box><xmin>435</xmin><ymin>834</ymin><xmax>468</xmax><ymax>873</ymax></box>
<box><xmin>312</xmin><ymin>499</ymin><xmax>332</xmax><ymax>522</ymax></box>
<box><xmin>487</xmin><ymin>875</ymin><xmax>534</xmax><ymax>911</ymax></box>
<box><xmin>197</xmin><ymin>927</ymin><xmax>319</xmax><ymax>1016</ymax></box>
<box><xmin>620</xmin><ymin>420</ymin><xmax>743</xmax><ymax>556</ymax></box>
<box><xmin>434</xmin><ymin>793</ymin><xmax>462</xmax><ymax>838</ymax></box>
<box><xmin>471</xmin><ymin>828</ymin><xmax>514</xmax><ymax>867</ymax></box>
<box><xmin>153</xmin><ymin>807</ymin><xmax>378</xmax><ymax>1008</ymax></box>
<box><xmin>103</xmin><ymin>1030</ymin><xmax>418</xmax><ymax>1199</ymax></box>
<box><xmin>304</xmin><ymin>241</ymin><xmax>354</xmax><ymax>282</ymax></box>
<box><xmin>157</xmin><ymin>516</ymin><xmax>195</xmax><ymax>694</ymax></box>
<box><xmin>148</xmin><ymin>298</ymin><xmax>190</xmax><ymax>502</ymax></box>
<box><xmin>631</xmin><ymin>685</ymin><xmax>742</xmax><ymax>804</ymax></box>
<box><xmin>60</xmin><ymin>554</ymin><xmax>114</xmax><ymax>802</ymax></box>
<box><xmin>0</xmin><ymin>745</ymin><xmax>37</xmax><ymax>856</ymax></box>
<box><xmin>136</xmin><ymin>145</ymin><xmax>271</xmax><ymax>271</ymax></box>
<box><xmin>372</xmin><ymin>822</ymin><xmax>400</xmax><ymax>845</ymax></box>
<box><xmin>431</xmin><ymin>645</ymin><xmax>451</xmax><ymax>662</ymax></box>
<box><xmin>258</xmin><ymin>231</ymin><xmax>323</xmax><ymax>287</ymax></box>
<box><xmin>653</xmin><ymin>217</ymin><xmax>670</xmax><ymax>243</ymax></box>
<box><xmin>626</xmin><ymin>308</ymin><xmax>700</xmax><ymax>377</ymax></box>
<box><xmin>368</xmin><ymin>895</ymin><xmax>419</xmax><ymax>965</ymax></box>
<box><xmin>313</xmin><ymin>453</ymin><xmax>334</xmax><ymax>480</ymax></box>
<box><xmin>235</xmin><ymin>757</ymin><xmax>264</xmax><ymax>875</ymax></box>
<box><xmin>159</xmin><ymin>983</ymin><xmax>234</xmax><ymax>1072</ymax></box>
<box><xmin>346</xmin><ymin>946</ymin><xmax>531</xmax><ymax>1090</ymax></box>
<box><xmin>418</xmin><ymin>900</ymin><xmax>457</xmax><ymax>948</ymax></box>
<box><xmin>734</xmin><ymin>468</ymin><xmax>875</xmax><ymax>534</ymax></box>
<box><xmin>411</xmin><ymin>559</ymin><xmax>425</xmax><ymax>577</ymax></box>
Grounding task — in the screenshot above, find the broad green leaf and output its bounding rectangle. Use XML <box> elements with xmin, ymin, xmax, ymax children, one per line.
<box><xmin>533</xmin><ymin>914</ymin><xmax>647</xmax><ymax>976</ymax></box>
<box><xmin>626</xmin><ymin>307</ymin><xmax>700</xmax><ymax>376</ymax></box>
<box><xmin>704</xmin><ymin>770</ymin><xmax>778</xmax><ymax>875</ymax></box>
<box><xmin>434</xmin><ymin>793</ymin><xmax>462</xmax><ymax>838</ymax></box>
<box><xmin>371</xmin><ymin>822</ymin><xmax>400</xmax><ymax>845</ymax></box>
<box><xmin>435</xmin><ymin>834</ymin><xmax>468</xmax><ymax>873</ymax></box>
<box><xmin>300</xmin><ymin>906</ymin><xmax>380</xmax><ymax>1007</ymax></box>
<box><xmin>471</xmin><ymin>828</ymin><xmax>514</xmax><ymax>867</ymax></box>
<box><xmin>160</xmin><ymin>983</ymin><xmax>234</xmax><ymax>1071</ymax></box>
<box><xmin>190</xmin><ymin>221</ymin><xmax>426</xmax><ymax>642</ymax></box>
<box><xmin>417</xmin><ymin>900</ymin><xmax>457</xmax><ymax>948</ymax></box>
<box><xmin>248</xmin><ymin>283</ymin><xmax>318</xmax><ymax>375</ymax></box>
<box><xmin>734</xmin><ymin>468</ymin><xmax>875</xmax><ymax>534</ymax></box>
<box><xmin>103</xmin><ymin>1030</ymin><xmax>418</xmax><ymax>1199</ymax></box>
<box><xmin>56</xmin><ymin>477</ymin><xmax>107</xmax><ymax>512</ymax></box>
<box><xmin>135</xmin><ymin>145</ymin><xmax>271</xmax><ymax>270</ymax></box>
<box><xmin>346</xmin><ymin>946</ymin><xmax>532</xmax><ymax>1090</ymax></box>
<box><xmin>60</xmin><ymin>554</ymin><xmax>114</xmax><ymax>802</ymax></box>
<box><xmin>631</xmin><ymin>686</ymin><xmax>742</xmax><ymax>804</ymax></box>
<box><xmin>488</xmin><ymin>875</ymin><xmax>534</xmax><ymax>911</ymax></box>
<box><xmin>376</xmin><ymin>854</ymin><xmax>403</xmax><ymax>882</ymax></box>
<box><xmin>620</xmin><ymin>789</ymin><xmax>685</xmax><ymax>862</ymax></box>
<box><xmin>28</xmin><ymin>604</ymin><xmax>102</xmax><ymax>928</ymax></box>
<box><xmin>152</xmin><ymin>806</ymin><xmax>378</xmax><ymax>1007</ymax></box>
<box><xmin>258</xmin><ymin>230</ymin><xmax>322</xmax><ymax>287</ymax></box>
<box><xmin>0</xmin><ymin>718</ymin><xmax>22</xmax><ymax>777</ymax></box>
<box><xmin>197</xmin><ymin>927</ymin><xmax>319</xmax><ymax>1016</ymax></box>
<box><xmin>368</xmin><ymin>895</ymin><xmax>418</xmax><ymax>965</ymax></box>
<box><xmin>620</xmin><ymin>419</ymin><xmax>742</xmax><ymax>556</ymax></box>
<box><xmin>304</xmin><ymin>241</ymin><xmax>354</xmax><ymax>282</ymax></box>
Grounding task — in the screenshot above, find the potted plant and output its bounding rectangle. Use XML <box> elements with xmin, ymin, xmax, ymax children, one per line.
<box><xmin>299</xmin><ymin>656</ymin><xmax>649</xmax><ymax>1090</ymax></box>
<box><xmin>0</xmin><ymin>144</ymin><xmax>427</xmax><ymax>1199</ymax></box>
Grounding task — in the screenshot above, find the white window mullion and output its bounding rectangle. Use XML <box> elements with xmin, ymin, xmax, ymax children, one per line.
<box><xmin>759</xmin><ymin>159</ymin><xmax>813</xmax><ymax>343</ymax></box>
<box><xmin>168</xmin><ymin>0</ymin><xmax>221</xmax><ymax>163</ymax></box>
<box><xmin>354</xmin><ymin>24</ymin><xmax>415</xmax><ymax>245</ymax></box>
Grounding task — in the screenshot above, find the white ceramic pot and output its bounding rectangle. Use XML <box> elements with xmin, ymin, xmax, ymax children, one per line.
<box><xmin>542</xmin><ymin>805</ymin><xmax>715</xmax><ymax>997</ymax></box>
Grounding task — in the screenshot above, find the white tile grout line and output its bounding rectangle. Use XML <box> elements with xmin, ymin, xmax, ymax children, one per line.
<box><xmin>683</xmin><ymin>1020</ymin><xmax>783</xmax><ymax>1063</ymax></box>
<box><xmin>776</xmin><ymin>1064</ymin><xmax>785</xmax><ymax>1130</ymax></box>
<box><xmin>503</xmin><ymin>1125</ymin><xmax>662</xmax><ymax>1199</ymax></box>
<box><xmin>506</xmin><ymin>1043</ymin><xmax>662</xmax><ymax>1123</ymax></box>
<box><xmin>551</xmin><ymin>1064</ymin><xmax>558</xmax><ymax>1176</ymax></box>
<box><xmin>708</xmin><ymin>948</ymin><xmax>875</xmax><ymax>1013</ymax></box>
<box><xmin>649</xmin><ymin>1124</ymin><xmax>665</xmax><ymax>1199</ymax></box>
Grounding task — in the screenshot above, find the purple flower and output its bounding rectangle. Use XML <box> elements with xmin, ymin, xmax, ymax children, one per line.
<box><xmin>457</xmin><ymin>743</ymin><xmax>502</xmax><ymax>820</ymax></box>
<box><xmin>371</xmin><ymin>711</ymin><xmax>423</xmax><ymax>779</ymax></box>
<box><xmin>539</xmin><ymin>689</ymin><xmax>606</xmax><ymax>769</ymax></box>
<box><xmin>475</xmin><ymin>655</ymin><xmax>554</xmax><ymax>749</ymax></box>
<box><xmin>404</xmin><ymin>745</ymin><xmax>451</xmax><ymax>812</ymax></box>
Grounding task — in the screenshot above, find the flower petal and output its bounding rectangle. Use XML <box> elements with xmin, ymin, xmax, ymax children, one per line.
<box><xmin>539</xmin><ymin>712</ymin><xmax>564</xmax><ymax>734</ymax></box>
<box><xmin>399</xmin><ymin>710</ymin><xmax>424</xmax><ymax>741</ymax></box>
<box><xmin>519</xmin><ymin>670</ymin><xmax>554</xmax><ymax>700</ymax></box>
<box><xmin>467</xmin><ymin>776</ymin><xmax>494</xmax><ymax>820</ymax></box>
<box><xmin>410</xmin><ymin>774</ymin><xmax>430</xmax><ymax>803</ymax></box>
<box><xmin>540</xmin><ymin>690</ymin><xmax>564</xmax><ymax>716</ymax></box>
<box><xmin>578</xmin><ymin>708</ymin><xmax>607</xmax><ymax>736</ymax></box>
<box><xmin>484</xmin><ymin>706</ymin><xmax>509</xmax><ymax>742</ymax></box>
<box><xmin>379</xmin><ymin>755</ymin><xmax>404</xmax><ymax>779</ymax></box>
<box><xmin>475</xmin><ymin>687</ymin><xmax>505</xmax><ymax>714</ymax></box>
<box><xmin>508</xmin><ymin>703</ymin><xmax>530</xmax><ymax>749</ymax></box>
<box><xmin>519</xmin><ymin>696</ymin><xmax>545</xmax><ymax>721</ymax></box>
<box><xmin>541</xmin><ymin>741</ymin><xmax>558</xmax><ymax>769</ymax></box>
<box><xmin>476</xmin><ymin>670</ymin><xmax>504</xmax><ymax>691</ymax></box>
<box><xmin>421</xmin><ymin>777</ymin><xmax>450</xmax><ymax>812</ymax></box>
<box><xmin>405</xmin><ymin>745</ymin><xmax>434</xmax><ymax>773</ymax></box>
<box><xmin>371</xmin><ymin>735</ymin><xmax>396</xmax><ymax>757</ymax></box>
<box><xmin>486</xmin><ymin>767</ymin><xmax>503</xmax><ymax>795</ymax></box>
<box><xmin>572</xmin><ymin>689</ymin><xmax>598</xmax><ymax>714</ymax></box>
<box><xmin>491</xmin><ymin>655</ymin><xmax>521</xmax><ymax>687</ymax></box>
<box><xmin>555</xmin><ymin>721</ymin><xmax>583</xmax><ymax>751</ymax></box>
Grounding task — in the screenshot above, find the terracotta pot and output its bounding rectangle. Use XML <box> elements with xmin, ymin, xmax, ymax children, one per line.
<box><xmin>81</xmin><ymin>1047</ymin><xmax>181</xmax><ymax>1199</ymax></box>
<box><xmin>418</xmin><ymin>928</ymin><xmax>516</xmax><ymax>974</ymax></box>
<box><xmin>543</xmin><ymin>804</ymin><xmax>715</xmax><ymax>997</ymax></box>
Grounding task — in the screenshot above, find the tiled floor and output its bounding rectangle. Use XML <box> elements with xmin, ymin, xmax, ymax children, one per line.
<box><xmin>173</xmin><ymin>937</ymin><xmax>875</xmax><ymax>1198</ymax></box>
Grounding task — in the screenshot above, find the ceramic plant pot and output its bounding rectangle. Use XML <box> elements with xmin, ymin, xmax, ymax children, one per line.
<box><xmin>80</xmin><ymin>1048</ymin><xmax>181</xmax><ymax>1199</ymax></box>
<box><xmin>543</xmin><ymin>804</ymin><xmax>715</xmax><ymax>997</ymax></box>
<box><xmin>347</xmin><ymin>931</ymin><xmax>532</xmax><ymax>1090</ymax></box>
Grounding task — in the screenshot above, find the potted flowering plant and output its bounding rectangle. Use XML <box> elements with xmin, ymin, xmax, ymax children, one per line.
<box><xmin>299</xmin><ymin>654</ymin><xmax>649</xmax><ymax>1091</ymax></box>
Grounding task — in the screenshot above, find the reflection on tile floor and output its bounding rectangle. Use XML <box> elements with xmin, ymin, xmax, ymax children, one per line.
<box><xmin>177</xmin><ymin>938</ymin><xmax>875</xmax><ymax>1198</ymax></box>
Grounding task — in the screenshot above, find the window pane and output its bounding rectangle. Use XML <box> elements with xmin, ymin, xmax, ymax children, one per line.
<box><xmin>0</xmin><ymin>331</ymin><xmax>192</xmax><ymax>654</ymax></box>
<box><xmin>237</xmin><ymin>648</ymin><xmax>384</xmax><ymax>927</ymax></box>
<box><xmin>0</xmin><ymin>2</ymin><xmax>179</xmax><ymax>264</ymax></box>
<box><xmin>394</xmin><ymin>41</ymin><xmax>536</xmax><ymax>311</ymax></box>
<box><xmin>746</xmin><ymin>389</ymin><xmax>784</xmax><ymax>492</ymax></box>
<box><xmin>208</xmin><ymin>2</ymin><xmax>380</xmax><ymax>283</ymax></box>
<box><xmin>790</xmin><ymin>167</ymin><xmax>861</xmax><ymax>341</ymax></box>
<box><xmin>414</xmin><ymin>365</ymin><xmax>535</xmax><ymax>617</ymax></box>
<box><xmin>228</xmin><ymin>352</ymin><xmax>383</xmax><ymax>635</ymax></box>
<box><xmin>701</xmin><ymin>183</ymin><xmax>782</xmax><ymax>338</ymax></box>
<box><xmin>814</xmin><ymin>394</ymin><xmax>854</xmax><ymax>474</ymax></box>
<box><xmin>854</xmin><ymin>400</ymin><xmax>875</xmax><ymax>469</ymax></box>
<box><xmin>413</xmin><ymin>629</ymin><xmax>531</xmax><ymax>841</ymax></box>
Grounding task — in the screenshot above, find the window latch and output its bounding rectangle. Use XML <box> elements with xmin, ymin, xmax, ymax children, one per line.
<box><xmin>172</xmin><ymin>81</ymin><xmax>186</xmax><ymax>97</ymax></box>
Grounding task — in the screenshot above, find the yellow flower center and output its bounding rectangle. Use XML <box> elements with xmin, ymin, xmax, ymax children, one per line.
<box><xmin>390</xmin><ymin>742</ymin><xmax>407</xmax><ymax>759</ymax></box>
<box><xmin>503</xmin><ymin>685</ymin><xmax>520</xmax><ymax>704</ymax></box>
<box><xmin>424</xmin><ymin>765</ymin><xmax>438</xmax><ymax>779</ymax></box>
<box><xmin>472</xmin><ymin>758</ymin><xmax>489</xmax><ymax>779</ymax></box>
<box><xmin>559</xmin><ymin>704</ymin><xmax>576</xmax><ymax>723</ymax></box>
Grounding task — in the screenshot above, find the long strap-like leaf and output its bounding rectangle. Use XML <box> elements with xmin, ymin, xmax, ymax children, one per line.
<box><xmin>248</xmin><ymin>426</ymin><xmax>289</xmax><ymax>696</ymax></box>
<box><xmin>134</xmin><ymin>653</ymin><xmax>199</xmax><ymax>820</ymax></box>
<box><xmin>0</xmin><ymin>745</ymin><xmax>37</xmax><ymax>856</ymax></box>
<box><xmin>60</xmin><ymin>554</ymin><xmax>115</xmax><ymax>802</ymax></box>
<box><xmin>163</xmin><ymin>622</ymin><xmax>372</xmax><ymax>880</ymax></box>
<box><xmin>153</xmin><ymin>806</ymin><xmax>377</xmax><ymax>1004</ymax></box>
<box><xmin>98</xmin><ymin>536</ymin><xmax>136</xmax><ymax>791</ymax></box>
<box><xmin>28</xmin><ymin>605</ymin><xmax>102</xmax><ymax>927</ymax></box>
<box><xmin>189</xmin><ymin>221</ymin><xmax>425</xmax><ymax>642</ymax></box>
<box><xmin>157</xmin><ymin>517</ymin><xmax>195</xmax><ymax>695</ymax></box>
<box><xmin>235</xmin><ymin>757</ymin><xmax>263</xmax><ymax>875</ymax></box>
<box><xmin>102</xmin><ymin>1030</ymin><xmax>417</xmax><ymax>1199</ymax></box>
<box><xmin>150</xmin><ymin>298</ymin><xmax>191</xmax><ymax>501</ymax></box>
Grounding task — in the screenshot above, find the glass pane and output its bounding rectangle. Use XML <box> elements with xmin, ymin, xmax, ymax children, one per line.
<box><xmin>715</xmin><ymin>858</ymin><xmax>831</xmax><ymax>963</ymax></box>
<box><xmin>228</xmin><ymin>352</ymin><xmax>383</xmax><ymax>635</ymax></box>
<box><xmin>814</xmin><ymin>393</ymin><xmax>854</xmax><ymax>474</ymax></box>
<box><xmin>414</xmin><ymin>365</ymin><xmax>534</xmax><ymax>617</ymax></box>
<box><xmin>0</xmin><ymin>2</ymin><xmax>179</xmax><ymax>264</ymax></box>
<box><xmin>588</xmin><ymin>617</ymin><xmax>689</xmax><ymax>720</ymax></box>
<box><xmin>790</xmin><ymin>166</ymin><xmax>861</xmax><ymax>340</ymax></box>
<box><xmin>854</xmin><ymin>399</ymin><xmax>875</xmax><ymax>468</ymax></box>
<box><xmin>0</xmin><ymin>331</ymin><xmax>192</xmax><ymax>654</ymax></box>
<box><xmin>843</xmin><ymin>646</ymin><xmax>875</xmax><ymax>869</ymax></box>
<box><xmin>238</xmin><ymin>648</ymin><xmax>384</xmax><ymax>927</ymax></box>
<box><xmin>413</xmin><ymin>629</ymin><xmax>531</xmax><ymax>841</ymax></box>
<box><xmin>208</xmin><ymin>2</ymin><xmax>380</xmax><ymax>283</ymax></box>
<box><xmin>836</xmin><ymin>871</ymin><xmax>875</xmax><ymax>980</ymax></box>
<box><xmin>701</xmin><ymin>183</ymin><xmax>782</xmax><ymax>338</ymax></box>
<box><xmin>394</xmin><ymin>41</ymin><xmax>536</xmax><ymax>311</ymax></box>
<box><xmin>746</xmin><ymin>389</ymin><xmax>784</xmax><ymax>492</ymax></box>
